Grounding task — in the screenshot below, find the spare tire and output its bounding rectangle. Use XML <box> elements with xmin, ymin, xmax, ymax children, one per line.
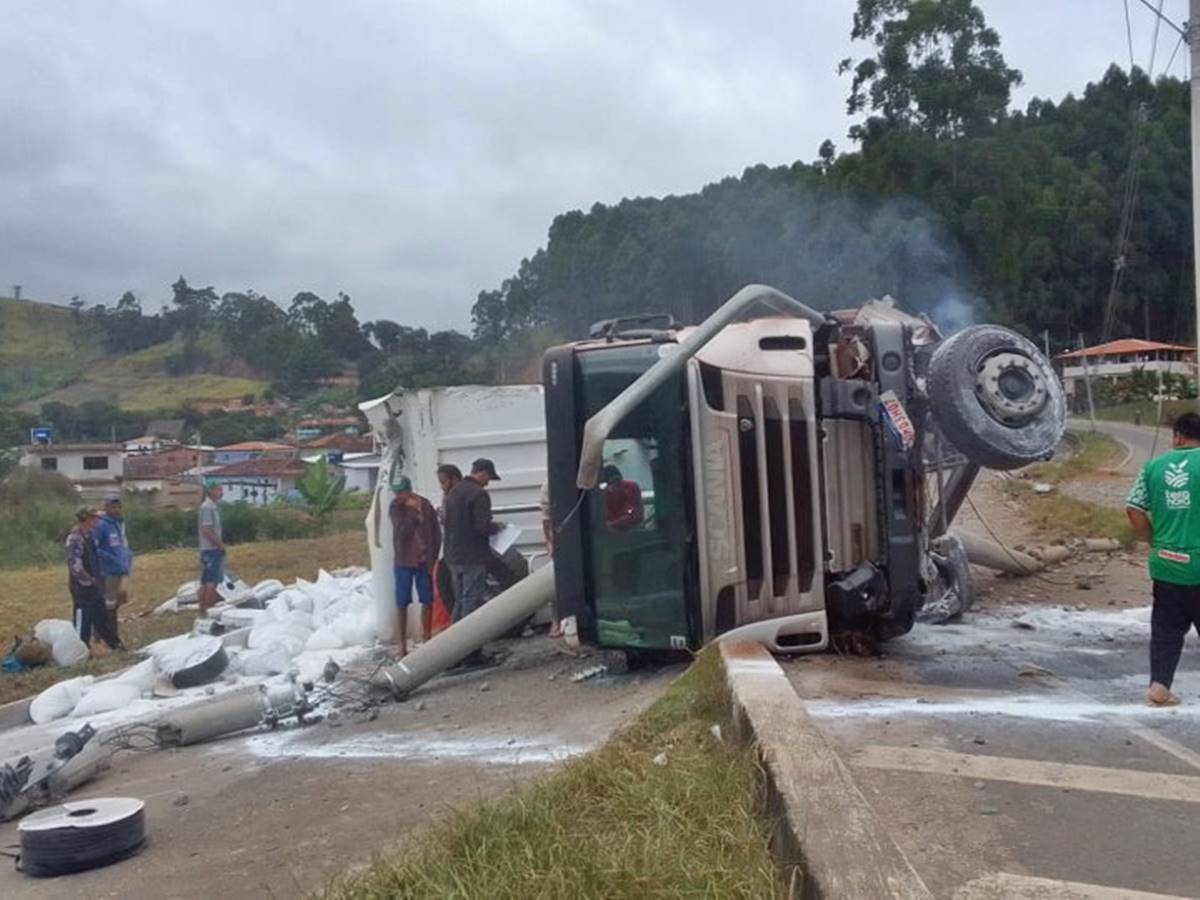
<box><xmin>928</xmin><ymin>325</ymin><xmax>1064</xmax><ymax>470</ymax></box>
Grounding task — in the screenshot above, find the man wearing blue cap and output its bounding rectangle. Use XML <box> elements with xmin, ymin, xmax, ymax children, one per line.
<box><xmin>198</xmin><ymin>480</ymin><xmax>226</xmax><ymax>614</ymax></box>
<box><xmin>389</xmin><ymin>475</ymin><xmax>440</xmax><ymax>657</ymax></box>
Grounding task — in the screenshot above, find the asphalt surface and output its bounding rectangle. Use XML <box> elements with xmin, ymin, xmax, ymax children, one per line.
<box><xmin>785</xmin><ymin>598</ymin><xmax>1200</xmax><ymax>899</ymax></box>
<box><xmin>0</xmin><ymin>637</ymin><xmax>679</xmax><ymax>899</ymax></box>
<box><xmin>1068</xmin><ymin>418</ymin><xmax>1168</xmax><ymax>474</ymax></box>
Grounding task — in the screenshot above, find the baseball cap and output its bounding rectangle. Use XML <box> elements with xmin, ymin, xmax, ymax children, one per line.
<box><xmin>204</xmin><ymin>478</ymin><xmax>220</xmax><ymax>491</ymax></box>
<box><xmin>74</xmin><ymin>506</ymin><xmax>95</xmax><ymax>522</ymax></box>
<box><xmin>471</xmin><ymin>458</ymin><xmax>501</xmax><ymax>480</ymax></box>
<box><xmin>103</xmin><ymin>490</ymin><xmax>122</xmax><ymax>504</ymax></box>
<box><xmin>391</xmin><ymin>475</ymin><xmax>413</xmax><ymax>492</ymax></box>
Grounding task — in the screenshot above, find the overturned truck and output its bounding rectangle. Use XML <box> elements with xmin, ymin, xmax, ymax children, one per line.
<box><xmin>542</xmin><ymin>284</ymin><xmax>1064</xmax><ymax>653</ymax></box>
<box><xmin>376</xmin><ymin>284</ymin><xmax>1064</xmax><ymax>694</ymax></box>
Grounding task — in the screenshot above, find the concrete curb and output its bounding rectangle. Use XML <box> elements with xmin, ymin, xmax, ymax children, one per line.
<box><xmin>720</xmin><ymin>641</ymin><xmax>933</xmax><ymax>900</ymax></box>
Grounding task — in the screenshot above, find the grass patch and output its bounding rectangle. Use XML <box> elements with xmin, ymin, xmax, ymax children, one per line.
<box><xmin>1024</xmin><ymin>430</ymin><xmax>1120</xmax><ymax>484</ymax></box>
<box><xmin>999</xmin><ymin>480</ymin><xmax>1133</xmax><ymax>546</ymax></box>
<box><xmin>0</xmin><ymin>529</ymin><xmax>368</xmax><ymax>705</ymax></box>
<box><xmin>322</xmin><ymin>649</ymin><xmax>791</xmax><ymax>900</ymax></box>
<box><xmin>0</xmin><ymin>470</ymin><xmax>366</xmax><ymax>570</ymax></box>
<box><xmin>1094</xmin><ymin>400</ymin><xmax>1194</xmax><ymax>427</ymax></box>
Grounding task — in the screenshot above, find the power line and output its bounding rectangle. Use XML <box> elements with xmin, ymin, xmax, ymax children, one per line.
<box><xmin>1147</xmin><ymin>0</ymin><xmax>1166</xmax><ymax>77</ymax></box>
<box><xmin>1133</xmin><ymin>0</ymin><xmax>1190</xmax><ymax>40</ymax></box>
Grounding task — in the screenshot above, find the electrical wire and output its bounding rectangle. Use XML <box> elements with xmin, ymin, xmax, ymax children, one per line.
<box><xmin>964</xmin><ymin>494</ymin><xmax>1113</xmax><ymax>589</ymax></box>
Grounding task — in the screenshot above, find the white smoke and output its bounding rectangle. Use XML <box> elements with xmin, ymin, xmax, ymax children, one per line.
<box><xmin>930</xmin><ymin>293</ymin><xmax>976</xmax><ymax>334</ymax></box>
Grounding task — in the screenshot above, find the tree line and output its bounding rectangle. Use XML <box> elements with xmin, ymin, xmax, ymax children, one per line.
<box><xmin>83</xmin><ymin>277</ymin><xmax>493</xmax><ymax>398</ymax></box>
<box><xmin>472</xmin><ymin>0</ymin><xmax>1193</xmax><ymax>355</ymax></box>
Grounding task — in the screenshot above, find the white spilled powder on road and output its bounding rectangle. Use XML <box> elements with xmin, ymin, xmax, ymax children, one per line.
<box><xmin>232</xmin><ymin>726</ymin><xmax>592</xmax><ymax>766</ymax></box>
<box><xmin>806</xmin><ymin>693</ymin><xmax>1200</xmax><ymax>725</ymax></box>
<box><xmin>891</xmin><ymin>604</ymin><xmax>1155</xmax><ymax>657</ymax></box>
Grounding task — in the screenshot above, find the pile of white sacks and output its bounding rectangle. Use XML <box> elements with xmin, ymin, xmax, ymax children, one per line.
<box><xmin>27</xmin><ymin>568</ymin><xmax>378</xmax><ymax>726</ymax></box>
<box><xmin>221</xmin><ymin>568</ymin><xmax>377</xmax><ymax>677</ymax></box>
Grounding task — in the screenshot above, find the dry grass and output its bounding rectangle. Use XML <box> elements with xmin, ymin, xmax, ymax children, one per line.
<box><xmin>0</xmin><ymin>530</ymin><xmax>368</xmax><ymax>705</ymax></box>
<box><xmin>1024</xmin><ymin>430</ymin><xmax>1121</xmax><ymax>484</ymax></box>
<box><xmin>321</xmin><ymin>649</ymin><xmax>793</xmax><ymax>900</ymax></box>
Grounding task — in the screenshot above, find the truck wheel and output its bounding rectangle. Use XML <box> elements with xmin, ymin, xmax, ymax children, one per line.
<box><xmin>927</xmin><ymin>325</ymin><xmax>1064</xmax><ymax>470</ymax></box>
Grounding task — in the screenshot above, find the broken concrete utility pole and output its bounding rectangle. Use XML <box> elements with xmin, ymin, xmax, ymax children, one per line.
<box><xmin>373</xmin><ymin>564</ymin><xmax>556</xmax><ymax>698</ymax></box>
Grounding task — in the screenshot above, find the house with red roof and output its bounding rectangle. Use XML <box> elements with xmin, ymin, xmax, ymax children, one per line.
<box><xmin>1055</xmin><ymin>339</ymin><xmax>1195</xmax><ymax>405</ymax></box>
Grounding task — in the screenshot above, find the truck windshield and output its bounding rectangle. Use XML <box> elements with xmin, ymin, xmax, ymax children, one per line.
<box><xmin>577</xmin><ymin>345</ymin><xmax>695</xmax><ymax>650</ymax></box>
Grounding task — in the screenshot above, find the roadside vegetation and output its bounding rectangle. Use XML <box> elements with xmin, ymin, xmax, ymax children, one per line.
<box><xmin>1095</xmin><ymin>399</ymin><xmax>1194</xmax><ymax>428</ymax></box>
<box><xmin>0</xmin><ymin>529</ymin><xmax>369</xmax><ymax>705</ymax></box>
<box><xmin>999</xmin><ymin>430</ymin><xmax>1132</xmax><ymax>546</ymax></box>
<box><xmin>323</xmin><ymin>649</ymin><xmax>791</xmax><ymax>900</ymax></box>
<box><xmin>1022</xmin><ymin>430</ymin><xmax>1120</xmax><ymax>485</ymax></box>
<box><xmin>0</xmin><ymin>469</ymin><xmax>368</xmax><ymax>570</ymax></box>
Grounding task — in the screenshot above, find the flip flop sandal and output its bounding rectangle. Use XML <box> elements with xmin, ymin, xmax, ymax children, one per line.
<box><xmin>1147</xmin><ymin>693</ymin><xmax>1181</xmax><ymax>708</ymax></box>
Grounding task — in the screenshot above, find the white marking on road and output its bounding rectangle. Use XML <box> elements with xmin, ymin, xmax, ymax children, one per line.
<box><xmin>852</xmin><ymin>745</ymin><xmax>1200</xmax><ymax>804</ymax></box>
<box><xmin>807</xmin><ymin>693</ymin><xmax>1200</xmax><ymax>725</ymax></box>
<box><xmin>955</xmin><ymin>872</ymin><xmax>1192</xmax><ymax>899</ymax></box>
<box><xmin>1125</xmin><ymin>726</ymin><xmax>1200</xmax><ymax>773</ymax></box>
<box><xmin>233</xmin><ymin>727</ymin><xmax>592</xmax><ymax>765</ymax></box>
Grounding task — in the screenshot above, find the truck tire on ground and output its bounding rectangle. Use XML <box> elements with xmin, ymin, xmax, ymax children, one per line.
<box><xmin>927</xmin><ymin>325</ymin><xmax>1064</xmax><ymax>470</ymax></box>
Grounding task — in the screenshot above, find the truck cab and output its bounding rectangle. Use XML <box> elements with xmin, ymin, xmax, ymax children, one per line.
<box><xmin>543</xmin><ymin>287</ymin><xmax>1064</xmax><ymax>654</ymax></box>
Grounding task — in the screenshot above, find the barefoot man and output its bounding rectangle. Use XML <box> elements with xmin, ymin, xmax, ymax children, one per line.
<box><xmin>389</xmin><ymin>476</ymin><xmax>440</xmax><ymax>657</ymax></box>
<box><xmin>1126</xmin><ymin>412</ymin><xmax>1200</xmax><ymax>707</ymax></box>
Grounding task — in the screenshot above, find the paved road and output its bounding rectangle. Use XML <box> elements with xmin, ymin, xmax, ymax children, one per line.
<box><xmin>1068</xmin><ymin>417</ymin><xmax>1168</xmax><ymax>474</ymax></box>
<box><xmin>0</xmin><ymin>638</ymin><xmax>677</xmax><ymax>899</ymax></box>
<box><xmin>785</xmin><ymin>597</ymin><xmax>1200</xmax><ymax>899</ymax></box>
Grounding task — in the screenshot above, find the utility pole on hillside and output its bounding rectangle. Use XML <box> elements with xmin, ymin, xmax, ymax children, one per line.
<box><xmin>1192</xmin><ymin>1</ymin><xmax>1200</xmax><ymax>401</ymax></box>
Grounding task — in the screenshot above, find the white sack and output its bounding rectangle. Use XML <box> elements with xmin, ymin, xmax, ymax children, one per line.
<box><xmin>29</xmin><ymin>676</ymin><xmax>94</xmax><ymax>724</ymax></box>
<box><xmin>240</xmin><ymin>644</ymin><xmax>294</xmax><ymax>676</ymax></box>
<box><xmin>51</xmin><ymin>634</ymin><xmax>90</xmax><ymax>667</ymax></box>
<box><xmin>304</xmin><ymin>627</ymin><xmax>345</xmax><ymax>651</ymax></box>
<box><xmin>71</xmin><ymin>681</ymin><xmax>142</xmax><ymax>717</ymax></box>
<box><xmin>113</xmin><ymin>657</ymin><xmax>158</xmax><ymax>693</ymax></box>
<box><xmin>252</xmin><ymin>579</ymin><xmax>285</xmax><ymax>601</ymax></box>
<box><xmin>34</xmin><ymin>619</ymin><xmax>76</xmax><ymax>646</ymax></box>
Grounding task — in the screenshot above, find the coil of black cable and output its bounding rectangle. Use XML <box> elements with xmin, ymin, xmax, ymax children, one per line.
<box><xmin>17</xmin><ymin>798</ymin><xmax>147</xmax><ymax>877</ymax></box>
<box><xmin>172</xmin><ymin>643</ymin><xmax>229</xmax><ymax>689</ymax></box>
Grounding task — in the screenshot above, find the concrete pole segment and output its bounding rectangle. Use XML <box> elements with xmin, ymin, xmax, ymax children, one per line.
<box><xmin>372</xmin><ymin>563</ymin><xmax>557</xmax><ymax>698</ymax></box>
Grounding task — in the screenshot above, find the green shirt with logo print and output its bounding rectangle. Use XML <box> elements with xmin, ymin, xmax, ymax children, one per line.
<box><xmin>1127</xmin><ymin>446</ymin><xmax>1200</xmax><ymax>585</ymax></box>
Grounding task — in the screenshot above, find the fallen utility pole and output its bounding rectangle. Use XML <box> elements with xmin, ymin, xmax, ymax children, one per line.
<box><xmin>373</xmin><ymin>564</ymin><xmax>557</xmax><ymax>698</ymax></box>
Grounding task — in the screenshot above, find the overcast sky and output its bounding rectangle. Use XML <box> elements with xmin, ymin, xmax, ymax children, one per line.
<box><xmin>1</xmin><ymin>1</ymin><xmax>1189</xmax><ymax>331</ymax></box>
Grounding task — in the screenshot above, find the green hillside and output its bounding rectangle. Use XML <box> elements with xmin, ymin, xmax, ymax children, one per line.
<box><xmin>1</xmin><ymin>297</ymin><xmax>268</xmax><ymax>413</ymax></box>
<box><xmin>0</xmin><ymin>297</ymin><xmax>103</xmax><ymax>403</ymax></box>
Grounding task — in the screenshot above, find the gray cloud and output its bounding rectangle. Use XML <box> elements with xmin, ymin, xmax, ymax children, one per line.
<box><xmin>0</xmin><ymin>1</ymin><xmax>1186</xmax><ymax>329</ymax></box>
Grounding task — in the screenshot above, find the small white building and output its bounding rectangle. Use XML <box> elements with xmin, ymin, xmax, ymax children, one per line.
<box><xmin>207</xmin><ymin>457</ymin><xmax>306</xmax><ymax>505</ymax></box>
<box><xmin>19</xmin><ymin>443</ymin><xmax>124</xmax><ymax>499</ymax></box>
<box><xmin>1056</xmin><ymin>339</ymin><xmax>1196</xmax><ymax>403</ymax></box>
<box><xmin>332</xmin><ymin>452</ymin><xmax>381</xmax><ymax>494</ymax></box>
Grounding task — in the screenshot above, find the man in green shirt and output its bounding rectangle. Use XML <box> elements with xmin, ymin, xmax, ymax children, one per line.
<box><xmin>1126</xmin><ymin>412</ymin><xmax>1200</xmax><ymax>707</ymax></box>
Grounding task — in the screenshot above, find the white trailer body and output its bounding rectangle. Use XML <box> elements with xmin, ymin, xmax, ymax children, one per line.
<box><xmin>359</xmin><ymin>385</ymin><xmax>547</xmax><ymax>639</ymax></box>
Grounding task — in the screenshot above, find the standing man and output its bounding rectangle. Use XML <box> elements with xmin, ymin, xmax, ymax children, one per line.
<box><xmin>65</xmin><ymin>507</ymin><xmax>122</xmax><ymax>652</ymax></box>
<box><xmin>93</xmin><ymin>491</ymin><xmax>133</xmax><ymax>648</ymax></box>
<box><xmin>198</xmin><ymin>480</ymin><xmax>226</xmax><ymax>615</ymax></box>
<box><xmin>1126</xmin><ymin>412</ymin><xmax>1200</xmax><ymax>707</ymax></box>
<box><xmin>388</xmin><ymin>476</ymin><xmax>441</xmax><ymax>657</ymax></box>
<box><xmin>443</xmin><ymin>458</ymin><xmax>501</xmax><ymax>665</ymax></box>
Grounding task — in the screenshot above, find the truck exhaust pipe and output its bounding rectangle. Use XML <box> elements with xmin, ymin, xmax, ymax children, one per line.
<box><xmin>576</xmin><ymin>284</ymin><xmax>830</xmax><ymax>488</ymax></box>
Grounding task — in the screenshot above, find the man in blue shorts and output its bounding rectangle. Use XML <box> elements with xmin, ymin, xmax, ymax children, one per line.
<box><xmin>389</xmin><ymin>476</ymin><xmax>441</xmax><ymax>657</ymax></box>
<box><xmin>197</xmin><ymin>479</ymin><xmax>226</xmax><ymax>614</ymax></box>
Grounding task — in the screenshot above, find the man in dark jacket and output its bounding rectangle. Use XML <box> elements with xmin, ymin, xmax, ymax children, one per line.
<box><xmin>388</xmin><ymin>476</ymin><xmax>441</xmax><ymax>657</ymax></box>
<box><xmin>65</xmin><ymin>507</ymin><xmax>123</xmax><ymax>651</ymax></box>
<box><xmin>443</xmin><ymin>458</ymin><xmax>502</xmax><ymax>664</ymax></box>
